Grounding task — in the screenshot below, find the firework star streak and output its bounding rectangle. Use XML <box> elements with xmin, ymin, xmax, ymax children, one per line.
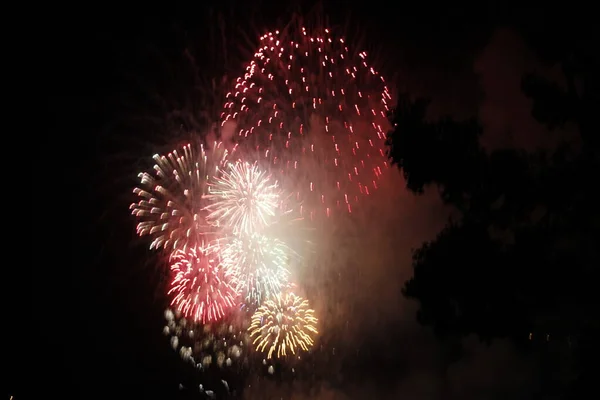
<box><xmin>205</xmin><ymin>161</ymin><xmax>281</xmax><ymax>235</ymax></box>
<box><xmin>249</xmin><ymin>292</ymin><xmax>318</xmax><ymax>359</ymax></box>
<box><xmin>168</xmin><ymin>245</ymin><xmax>238</xmax><ymax>323</ymax></box>
<box><xmin>163</xmin><ymin>308</ymin><xmax>250</xmax><ymax>370</ymax></box>
<box><xmin>221</xmin><ymin>233</ymin><xmax>291</xmax><ymax>304</ymax></box>
<box><xmin>221</xmin><ymin>27</ymin><xmax>392</xmax><ymax>219</ymax></box>
<box><xmin>130</xmin><ymin>142</ymin><xmax>230</xmax><ymax>251</ymax></box>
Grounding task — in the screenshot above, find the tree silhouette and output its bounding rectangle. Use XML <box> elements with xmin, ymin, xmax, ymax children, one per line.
<box><xmin>388</xmin><ymin>59</ymin><xmax>599</xmax><ymax>396</ymax></box>
<box><xmin>387</xmin><ymin>96</ymin><xmax>484</xmax><ymax>210</ymax></box>
<box><xmin>517</xmin><ymin>4</ymin><xmax>600</xmax><ymax>152</ymax></box>
<box><xmin>518</xmin><ymin>17</ymin><xmax>600</xmax><ymax>396</ymax></box>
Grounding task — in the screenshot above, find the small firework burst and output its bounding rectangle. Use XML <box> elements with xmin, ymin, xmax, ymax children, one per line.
<box><xmin>248</xmin><ymin>292</ymin><xmax>318</xmax><ymax>359</ymax></box>
<box><xmin>221</xmin><ymin>232</ymin><xmax>292</xmax><ymax>305</ymax></box>
<box><xmin>205</xmin><ymin>161</ymin><xmax>282</xmax><ymax>235</ymax></box>
<box><xmin>130</xmin><ymin>141</ymin><xmax>231</xmax><ymax>252</ymax></box>
<box><xmin>168</xmin><ymin>243</ymin><xmax>238</xmax><ymax>323</ymax></box>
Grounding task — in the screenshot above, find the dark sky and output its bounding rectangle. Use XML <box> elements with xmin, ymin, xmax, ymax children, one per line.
<box><xmin>26</xmin><ymin>1</ymin><xmax>587</xmax><ymax>399</ymax></box>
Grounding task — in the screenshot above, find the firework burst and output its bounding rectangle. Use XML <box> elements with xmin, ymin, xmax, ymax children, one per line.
<box><xmin>205</xmin><ymin>161</ymin><xmax>281</xmax><ymax>235</ymax></box>
<box><xmin>221</xmin><ymin>232</ymin><xmax>292</xmax><ymax>305</ymax></box>
<box><xmin>249</xmin><ymin>292</ymin><xmax>318</xmax><ymax>359</ymax></box>
<box><xmin>220</xmin><ymin>26</ymin><xmax>392</xmax><ymax>220</ymax></box>
<box><xmin>130</xmin><ymin>141</ymin><xmax>231</xmax><ymax>252</ymax></box>
<box><xmin>168</xmin><ymin>244</ymin><xmax>238</xmax><ymax>323</ymax></box>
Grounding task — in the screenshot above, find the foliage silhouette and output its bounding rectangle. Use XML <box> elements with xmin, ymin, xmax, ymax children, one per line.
<box><xmin>518</xmin><ymin>19</ymin><xmax>600</xmax><ymax>396</ymax></box>
<box><xmin>387</xmin><ymin>42</ymin><xmax>599</xmax><ymax>395</ymax></box>
<box><xmin>518</xmin><ymin>4</ymin><xmax>600</xmax><ymax>152</ymax></box>
<box><xmin>387</xmin><ymin>96</ymin><xmax>484</xmax><ymax>210</ymax></box>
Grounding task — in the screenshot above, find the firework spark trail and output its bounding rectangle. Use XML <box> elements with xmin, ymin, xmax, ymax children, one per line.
<box><xmin>130</xmin><ymin>141</ymin><xmax>232</xmax><ymax>252</ymax></box>
<box><xmin>249</xmin><ymin>292</ymin><xmax>318</xmax><ymax>359</ymax></box>
<box><xmin>221</xmin><ymin>232</ymin><xmax>292</xmax><ymax>305</ymax></box>
<box><xmin>163</xmin><ymin>308</ymin><xmax>251</xmax><ymax>371</ymax></box>
<box><xmin>220</xmin><ymin>27</ymin><xmax>392</xmax><ymax>221</ymax></box>
<box><xmin>168</xmin><ymin>243</ymin><xmax>238</xmax><ymax>324</ymax></box>
<box><xmin>205</xmin><ymin>161</ymin><xmax>282</xmax><ymax>235</ymax></box>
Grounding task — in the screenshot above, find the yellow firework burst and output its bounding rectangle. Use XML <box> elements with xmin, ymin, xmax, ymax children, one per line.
<box><xmin>248</xmin><ymin>292</ymin><xmax>318</xmax><ymax>359</ymax></box>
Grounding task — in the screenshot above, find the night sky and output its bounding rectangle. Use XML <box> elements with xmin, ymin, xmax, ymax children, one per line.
<box><xmin>24</xmin><ymin>1</ymin><xmax>597</xmax><ymax>399</ymax></box>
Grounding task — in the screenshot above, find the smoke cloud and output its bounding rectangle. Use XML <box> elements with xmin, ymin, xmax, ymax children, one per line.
<box><xmin>236</xmin><ymin>26</ymin><xmax>552</xmax><ymax>400</ymax></box>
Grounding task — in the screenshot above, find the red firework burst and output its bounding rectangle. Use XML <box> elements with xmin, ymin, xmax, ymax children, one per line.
<box><xmin>168</xmin><ymin>243</ymin><xmax>238</xmax><ymax>323</ymax></box>
<box><xmin>220</xmin><ymin>27</ymin><xmax>392</xmax><ymax>220</ymax></box>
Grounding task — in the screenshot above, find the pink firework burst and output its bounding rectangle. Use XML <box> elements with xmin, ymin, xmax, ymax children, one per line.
<box><xmin>220</xmin><ymin>27</ymin><xmax>392</xmax><ymax>220</ymax></box>
<box><xmin>168</xmin><ymin>243</ymin><xmax>238</xmax><ymax>324</ymax></box>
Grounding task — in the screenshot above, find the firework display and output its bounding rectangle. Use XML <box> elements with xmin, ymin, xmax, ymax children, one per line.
<box><xmin>128</xmin><ymin>23</ymin><xmax>390</xmax><ymax>396</ymax></box>
<box><xmin>248</xmin><ymin>292</ymin><xmax>318</xmax><ymax>359</ymax></box>
<box><xmin>220</xmin><ymin>27</ymin><xmax>392</xmax><ymax>220</ymax></box>
<box><xmin>130</xmin><ymin>141</ymin><xmax>306</xmax><ymax>349</ymax></box>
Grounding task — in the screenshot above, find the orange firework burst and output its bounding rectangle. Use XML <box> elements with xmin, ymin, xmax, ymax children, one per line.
<box><xmin>168</xmin><ymin>244</ymin><xmax>238</xmax><ymax>323</ymax></box>
<box><xmin>248</xmin><ymin>292</ymin><xmax>318</xmax><ymax>359</ymax></box>
<box><xmin>220</xmin><ymin>26</ymin><xmax>392</xmax><ymax>220</ymax></box>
